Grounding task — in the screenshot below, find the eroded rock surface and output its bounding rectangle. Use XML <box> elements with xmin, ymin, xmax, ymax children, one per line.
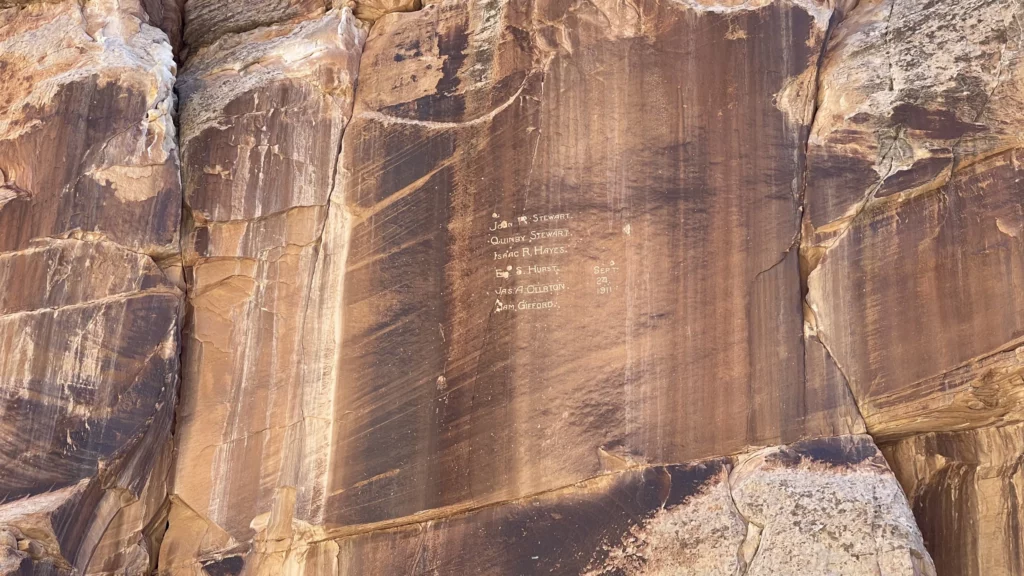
<box><xmin>805</xmin><ymin>0</ymin><xmax>1024</xmax><ymax>434</ymax></box>
<box><xmin>162</xmin><ymin>8</ymin><xmax>365</xmax><ymax>573</ymax></box>
<box><xmin>0</xmin><ymin>0</ymin><xmax>182</xmax><ymax>572</ymax></box>
<box><xmin>802</xmin><ymin>0</ymin><xmax>1024</xmax><ymax>571</ymax></box>
<box><xmin>205</xmin><ymin>436</ymin><xmax>928</xmax><ymax>575</ymax></box>
<box><xmin>326</xmin><ymin>0</ymin><xmax>863</xmax><ymax>530</ymax></box>
<box><xmin>7</xmin><ymin>0</ymin><xmax>1020</xmax><ymax>572</ymax></box>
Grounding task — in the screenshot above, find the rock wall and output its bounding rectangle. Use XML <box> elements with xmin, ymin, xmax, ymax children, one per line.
<box><xmin>0</xmin><ymin>1</ymin><xmax>182</xmax><ymax>573</ymax></box>
<box><xmin>0</xmin><ymin>0</ymin><xmax>1021</xmax><ymax>574</ymax></box>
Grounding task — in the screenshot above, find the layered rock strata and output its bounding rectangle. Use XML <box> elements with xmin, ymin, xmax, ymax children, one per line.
<box><xmin>806</xmin><ymin>0</ymin><xmax>1024</xmax><ymax>439</ymax></box>
<box><xmin>0</xmin><ymin>0</ymin><xmax>182</xmax><ymax>573</ymax></box>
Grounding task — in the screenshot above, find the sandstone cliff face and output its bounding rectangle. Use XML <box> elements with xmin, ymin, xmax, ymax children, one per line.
<box><xmin>334</xmin><ymin>437</ymin><xmax>930</xmax><ymax>576</ymax></box>
<box><xmin>0</xmin><ymin>0</ymin><xmax>181</xmax><ymax>573</ymax></box>
<box><xmin>1</xmin><ymin>0</ymin><xmax>1021</xmax><ymax>573</ymax></box>
<box><xmin>803</xmin><ymin>1</ymin><xmax>1024</xmax><ymax>574</ymax></box>
<box><xmin>162</xmin><ymin>9</ymin><xmax>365</xmax><ymax>571</ymax></box>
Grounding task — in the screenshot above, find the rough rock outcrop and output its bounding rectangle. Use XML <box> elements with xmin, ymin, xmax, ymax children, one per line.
<box><xmin>803</xmin><ymin>0</ymin><xmax>1024</xmax><ymax>570</ymax></box>
<box><xmin>0</xmin><ymin>0</ymin><xmax>181</xmax><ymax>572</ymax></box>
<box><xmin>805</xmin><ymin>0</ymin><xmax>1024</xmax><ymax>434</ymax></box>
<box><xmin>254</xmin><ymin>437</ymin><xmax>928</xmax><ymax>575</ymax></box>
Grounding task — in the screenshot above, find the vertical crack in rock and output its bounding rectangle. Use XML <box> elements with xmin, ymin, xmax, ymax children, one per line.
<box><xmin>163</xmin><ymin>4</ymin><xmax>367</xmax><ymax>571</ymax></box>
<box><xmin>1</xmin><ymin>0</ymin><xmax>1001</xmax><ymax>571</ymax></box>
<box><xmin>797</xmin><ymin>1</ymin><xmax>872</xmax><ymax>438</ymax></box>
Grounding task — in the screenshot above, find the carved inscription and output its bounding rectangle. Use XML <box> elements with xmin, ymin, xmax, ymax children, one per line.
<box><xmin>491</xmin><ymin>212</ymin><xmax>572</xmax><ymax>313</ymax></box>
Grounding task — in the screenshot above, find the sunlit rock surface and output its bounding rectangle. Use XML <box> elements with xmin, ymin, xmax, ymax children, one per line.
<box><xmin>4</xmin><ymin>0</ymin><xmax>1022</xmax><ymax>572</ymax></box>
<box><xmin>326</xmin><ymin>0</ymin><xmax>862</xmax><ymax>530</ymax></box>
<box><xmin>161</xmin><ymin>8</ymin><xmax>366</xmax><ymax>573</ymax></box>
<box><xmin>0</xmin><ymin>0</ymin><xmax>182</xmax><ymax>572</ymax></box>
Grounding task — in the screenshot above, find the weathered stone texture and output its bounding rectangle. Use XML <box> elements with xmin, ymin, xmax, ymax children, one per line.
<box><xmin>809</xmin><ymin>149</ymin><xmax>1024</xmax><ymax>438</ymax></box>
<box><xmin>0</xmin><ymin>0</ymin><xmax>182</xmax><ymax>572</ymax></box>
<box><xmin>732</xmin><ymin>437</ymin><xmax>932</xmax><ymax>575</ymax></box>
<box><xmin>805</xmin><ymin>0</ymin><xmax>1023</xmax><ymax>244</ymax></box>
<box><xmin>11</xmin><ymin>0</ymin><xmax>1022</xmax><ymax>571</ymax></box>
<box><xmin>182</xmin><ymin>0</ymin><xmax>326</xmax><ymax>52</ymax></box>
<box><xmin>163</xmin><ymin>8</ymin><xmax>365</xmax><ymax>572</ymax></box>
<box><xmin>206</xmin><ymin>436</ymin><xmax>929</xmax><ymax>576</ymax></box>
<box><xmin>0</xmin><ymin>0</ymin><xmax>181</xmax><ymax>257</ymax></box>
<box><xmin>327</xmin><ymin>0</ymin><xmax>863</xmax><ymax>530</ymax></box>
<box><xmin>142</xmin><ymin>0</ymin><xmax>186</xmax><ymax>55</ymax></box>
<box><xmin>155</xmin><ymin>0</ymin><xmax>939</xmax><ymax>572</ymax></box>
<box><xmin>352</xmin><ymin>0</ymin><xmax>422</xmax><ymax>22</ymax></box>
<box><xmin>805</xmin><ymin>0</ymin><xmax>1024</xmax><ymax>434</ymax></box>
<box><xmin>884</xmin><ymin>423</ymin><xmax>1024</xmax><ymax>576</ymax></box>
<box><xmin>802</xmin><ymin>0</ymin><xmax>1024</xmax><ymax>571</ymax></box>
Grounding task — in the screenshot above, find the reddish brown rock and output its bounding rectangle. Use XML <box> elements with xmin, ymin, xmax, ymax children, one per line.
<box><xmin>325</xmin><ymin>0</ymin><xmax>860</xmax><ymax>530</ymax></box>
<box><xmin>142</xmin><ymin>0</ymin><xmax>186</xmax><ymax>55</ymax></box>
<box><xmin>207</xmin><ymin>436</ymin><xmax>930</xmax><ymax>575</ymax></box>
<box><xmin>803</xmin><ymin>0</ymin><xmax>1024</xmax><ymax>570</ymax></box>
<box><xmin>16</xmin><ymin>0</ymin><xmax>1017</xmax><ymax>572</ymax></box>
<box><xmin>804</xmin><ymin>0</ymin><xmax>1022</xmax><ymax>245</ymax></box>
<box><xmin>808</xmin><ymin>150</ymin><xmax>1024</xmax><ymax>438</ymax></box>
<box><xmin>352</xmin><ymin>0</ymin><xmax>422</xmax><ymax>22</ymax></box>
<box><xmin>0</xmin><ymin>0</ymin><xmax>182</xmax><ymax>572</ymax></box>
<box><xmin>804</xmin><ymin>0</ymin><xmax>1024</xmax><ymax>414</ymax></box>
<box><xmin>163</xmin><ymin>8</ymin><xmax>365</xmax><ymax>572</ymax></box>
<box><xmin>883</xmin><ymin>423</ymin><xmax>1024</xmax><ymax>576</ymax></box>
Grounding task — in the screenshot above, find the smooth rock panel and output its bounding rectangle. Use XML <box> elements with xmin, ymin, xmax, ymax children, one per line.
<box><xmin>352</xmin><ymin>0</ymin><xmax>422</xmax><ymax>22</ymax></box>
<box><xmin>326</xmin><ymin>0</ymin><xmax>861</xmax><ymax>528</ymax></box>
